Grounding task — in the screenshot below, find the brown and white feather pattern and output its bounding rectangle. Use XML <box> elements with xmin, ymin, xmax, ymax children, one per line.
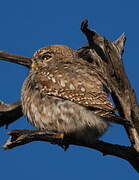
<box><xmin>32</xmin><ymin>59</ymin><xmax>114</xmax><ymax>111</ymax></box>
<box><xmin>21</xmin><ymin>45</ymin><xmax>116</xmax><ymax>143</ymax></box>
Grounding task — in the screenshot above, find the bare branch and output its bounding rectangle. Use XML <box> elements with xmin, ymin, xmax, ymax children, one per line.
<box><xmin>0</xmin><ymin>101</ymin><xmax>23</xmax><ymax>128</ymax></box>
<box><xmin>3</xmin><ymin>129</ymin><xmax>64</xmax><ymax>149</ymax></box>
<box><xmin>3</xmin><ymin>129</ymin><xmax>139</xmax><ymax>172</ymax></box>
<box><xmin>0</xmin><ymin>51</ymin><xmax>32</xmax><ymax>68</ymax></box>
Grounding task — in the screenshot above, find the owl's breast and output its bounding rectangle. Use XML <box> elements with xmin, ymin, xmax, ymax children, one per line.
<box><xmin>21</xmin><ymin>73</ymin><xmax>109</xmax><ymax>143</ymax></box>
<box><xmin>21</xmin><ymin>58</ymin><xmax>111</xmax><ymax>144</ymax></box>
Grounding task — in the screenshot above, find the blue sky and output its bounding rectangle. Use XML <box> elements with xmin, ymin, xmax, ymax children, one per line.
<box><xmin>0</xmin><ymin>0</ymin><xmax>139</xmax><ymax>179</ymax></box>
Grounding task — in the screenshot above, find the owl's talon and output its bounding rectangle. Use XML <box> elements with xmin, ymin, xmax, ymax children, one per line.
<box><xmin>50</xmin><ymin>132</ymin><xmax>69</xmax><ymax>150</ymax></box>
<box><xmin>59</xmin><ymin>144</ymin><xmax>69</xmax><ymax>151</ymax></box>
<box><xmin>58</xmin><ymin>140</ymin><xmax>69</xmax><ymax>151</ymax></box>
<box><xmin>56</xmin><ymin>133</ymin><xmax>69</xmax><ymax>151</ymax></box>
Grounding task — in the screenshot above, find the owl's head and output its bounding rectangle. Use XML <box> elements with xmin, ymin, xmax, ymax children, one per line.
<box><xmin>31</xmin><ymin>45</ymin><xmax>75</xmax><ymax>71</ymax></box>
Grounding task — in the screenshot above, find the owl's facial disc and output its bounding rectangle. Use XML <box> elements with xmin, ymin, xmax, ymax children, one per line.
<box><xmin>31</xmin><ymin>51</ymin><xmax>53</xmax><ymax>71</ymax></box>
<box><xmin>31</xmin><ymin>45</ymin><xmax>76</xmax><ymax>71</ymax></box>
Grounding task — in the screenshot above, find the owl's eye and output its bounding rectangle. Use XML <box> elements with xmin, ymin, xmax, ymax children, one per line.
<box><xmin>41</xmin><ymin>53</ymin><xmax>52</xmax><ymax>61</ymax></box>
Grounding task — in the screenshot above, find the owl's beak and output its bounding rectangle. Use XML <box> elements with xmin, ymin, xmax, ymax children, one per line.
<box><xmin>0</xmin><ymin>51</ymin><xmax>32</xmax><ymax>68</ymax></box>
<box><xmin>31</xmin><ymin>62</ymin><xmax>39</xmax><ymax>71</ymax></box>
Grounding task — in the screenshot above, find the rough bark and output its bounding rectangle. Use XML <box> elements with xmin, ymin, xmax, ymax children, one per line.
<box><xmin>78</xmin><ymin>20</ymin><xmax>139</xmax><ymax>151</ymax></box>
<box><xmin>3</xmin><ymin>129</ymin><xmax>139</xmax><ymax>172</ymax></box>
<box><xmin>0</xmin><ymin>20</ymin><xmax>139</xmax><ymax>172</ymax></box>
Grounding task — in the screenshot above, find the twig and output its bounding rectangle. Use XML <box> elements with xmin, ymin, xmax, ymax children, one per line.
<box><xmin>0</xmin><ymin>51</ymin><xmax>32</xmax><ymax>67</ymax></box>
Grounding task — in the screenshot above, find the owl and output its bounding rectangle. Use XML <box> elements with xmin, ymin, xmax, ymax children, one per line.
<box><xmin>21</xmin><ymin>45</ymin><xmax>123</xmax><ymax>144</ymax></box>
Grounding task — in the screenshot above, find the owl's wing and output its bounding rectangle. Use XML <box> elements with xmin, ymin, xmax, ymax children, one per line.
<box><xmin>27</xmin><ymin>58</ymin><xmax>129</xmax><ymax>126</ymax></box>
<box><xmin>33</xmin><ymin>61</ymin><xmax>114</xmax><ymax>112</ymax></box>
<box><xmin>39</xmin><ymin>86</ymin><xmax>127</xmax><ymax>125</ymax></box>
<box><xmin>43</xmin><ymin>89</ymin><xmax>114</xmax><ymax>111</ymax></box>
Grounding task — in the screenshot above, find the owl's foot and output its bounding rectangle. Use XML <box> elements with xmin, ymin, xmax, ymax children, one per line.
<box><xmin>57</xmin><ymin>142</ymin><xmax>69</xmax><ymax>151</ymax></box>
<box><xmin>50</xmin><ymin>132</ymin><xmax>69</xmax><ymax>151</ymax></box>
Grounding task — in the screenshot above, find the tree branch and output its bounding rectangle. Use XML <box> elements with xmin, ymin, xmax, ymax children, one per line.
<box><xmin>0</xmin><ymin>51</ymin><xmax>31</xmax><ymax>126</ymax></box>
<box><xmin>3</xmin><ymin>129</ymin><xmax>139</xmax><ymax>172</ymax></box>
<box><xmin>78</xmin><ymin>19</ymin><xmax>139</xmax><ymax>152</ymax></box>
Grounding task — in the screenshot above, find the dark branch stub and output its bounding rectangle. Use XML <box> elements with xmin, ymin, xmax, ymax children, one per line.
<box><xmin>0</xmin><ymin>101</ymin><xmax>23</xmax><ymax>128</ymax></box>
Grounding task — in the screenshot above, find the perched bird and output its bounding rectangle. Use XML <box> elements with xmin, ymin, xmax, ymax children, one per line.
<box><xmin>21</xmin><ymin>45</ymin><xmax>124</xmax><ymax>144</ymax></box>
